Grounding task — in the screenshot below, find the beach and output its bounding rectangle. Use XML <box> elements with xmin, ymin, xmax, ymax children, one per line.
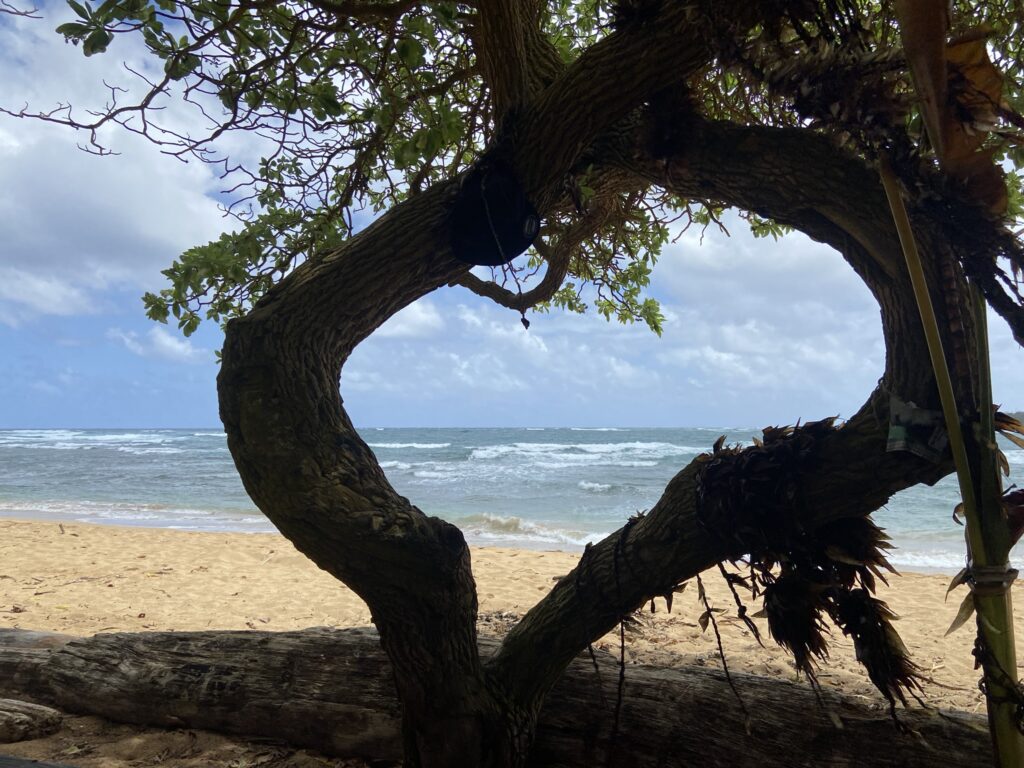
<box><xmin>0</xmin><ymin>517</ymin><xmax>1018</xmax><ymax>766</ymax></box>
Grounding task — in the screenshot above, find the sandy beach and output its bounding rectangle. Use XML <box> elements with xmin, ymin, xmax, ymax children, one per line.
<box><xmin>1</xmin><ymin>517</ymin><xmax>1019</xmax><ymax>766</ymax></box>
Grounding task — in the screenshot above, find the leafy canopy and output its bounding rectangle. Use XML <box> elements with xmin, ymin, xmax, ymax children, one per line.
<box><xmin>12</xmin><ymin>0</ymin><xmax>1024</xmax><ymax>336</ymax></box>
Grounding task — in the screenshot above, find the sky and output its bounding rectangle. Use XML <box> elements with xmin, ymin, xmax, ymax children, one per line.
<box><xmin>1</xmin><ymin>6</ymin><xmax>1023</xmax><ymax>429</ymax></box>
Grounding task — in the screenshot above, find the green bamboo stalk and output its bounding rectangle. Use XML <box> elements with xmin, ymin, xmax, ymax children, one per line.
<box><xmin>879</xmin><ymin>157</ymin><xmax>1021</xmax><ymax>766</ymax></box>
<box><xmin>968</xmin><ymin>286</ymin><xmax>1019</xmax><ymax>761</ymax></box>
<box><xmin>878</xmin><ymin>159</ymin><xmax>981</xmax><ymax>556</ymax></box>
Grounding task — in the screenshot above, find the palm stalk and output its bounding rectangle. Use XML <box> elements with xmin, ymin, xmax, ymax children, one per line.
<box><xmin>880</xmin><ymin>157</ymin><xmax>1021</xmax><ymax>767</ymax></box>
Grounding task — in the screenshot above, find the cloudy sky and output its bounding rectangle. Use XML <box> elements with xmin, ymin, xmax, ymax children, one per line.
<box><xmin>2</xmin><ymin>5</ymin><xmax>1022</xmax><ymax>430</ymax></box>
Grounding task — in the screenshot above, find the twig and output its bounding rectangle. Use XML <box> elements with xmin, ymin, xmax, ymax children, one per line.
<box><xmin>696</xmin><ymin>573</ymin><xmax>750</xmax><ymax>732</ymax></box>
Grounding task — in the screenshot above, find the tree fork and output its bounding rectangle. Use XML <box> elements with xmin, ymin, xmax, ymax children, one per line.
<box><xmin>218</xmin><ymin>22</ymin><xmax>978</xmax><ymax>768</ymax></box>
<box><xmin>219</xmin><ymin>6</ymin><xmax>769</xmax><ymax>766</ymax></box>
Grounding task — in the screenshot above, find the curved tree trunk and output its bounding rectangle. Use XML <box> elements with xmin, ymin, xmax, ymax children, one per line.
<box><xmin>217</xmin><ymin>8</ymin><xmax>980</xmax><ymax>767</ymax></box>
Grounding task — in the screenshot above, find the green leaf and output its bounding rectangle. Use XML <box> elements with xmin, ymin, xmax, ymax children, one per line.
<box><xmin>67</xmin><ymin>0</ymin><xmax>90</xmax><ymax>19</ymax></box>
<box><xmin>178</xmin><ymin>312</ymin><xmax>200</xmax><ymax>337</ymax></box>
<box><xmin>396</xmin><ymin>38</ymin><xmax>424</xmax><ymax>70</ymax></box>
<box><xmin>945</xmin><ymin>591</ymin><xmax>976</xmax><ymax>636</ymax></box>
<box><xmin>946</xmin><ymin>567</ymin><xmax>969</xmax><ymax>599</ymax></box>
<box><xmin>165</xmin><ymin>53</ymin><xmax>200</xmax><ymax>80</ymax></box>
<box><xmin>55</xmin><ymin>21</ymin><xmax>90</xmax><ymax>38</ymax></box>
<box><xmin>82</xmin><ymin>28</ymin><xmax>113</xmax><ymax>56</ymax></box>
<box><xmin>142</xmin><ymin>292</ymin><xmax>169</xmax><ymax>323</ymax></box>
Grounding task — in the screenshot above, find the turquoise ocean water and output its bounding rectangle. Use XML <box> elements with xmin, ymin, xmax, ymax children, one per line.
<box><xmin>1</xmin><ymin>427</ymin><xmax>1021</xmax><ymax>572</ymax></box>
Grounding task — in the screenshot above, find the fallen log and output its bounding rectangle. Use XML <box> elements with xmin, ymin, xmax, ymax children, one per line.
<box><xmin>0</xmin><ymin>631</ymin><xmax>74</xmax><ymax>697</ymax></box>
<box><xmin>0</xmin><ymin>627</ymin><xmax>992</xmax><ymax>767</ymax></box>
<box><xmin>0</xmin><ymin>699</ymin><xmax>62</xmax><ymax>744</ymax></box>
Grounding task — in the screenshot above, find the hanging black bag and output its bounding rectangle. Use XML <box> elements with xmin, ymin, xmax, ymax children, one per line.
<box><xmin>449</xmin><ymin>159</ymin><xmax>540</xmax><ymax>267</ymax></box>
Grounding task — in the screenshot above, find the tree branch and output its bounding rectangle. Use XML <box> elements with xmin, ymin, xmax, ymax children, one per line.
<box><xmin>473</xmin><ymin>0</ymin><xmax>562</xmax><ymax>119</ymax></box>
<box><xmin>487</xmin><ymin>118</ymin><xmax>964</xmax><ymax>706</ymax></box>
<box><xmin>300</xmin><ymin>0</ymin><xmax>421</xmax><ymax>23</ymax></box>
<box><xmin>216</xmin><ymin>5</ymin><xmax>863</xmax><ymax>754</ymax></box>
<box><xmin>510</xmin><ymin>3</ymin><xmax>761</xmax><ymax>209</ymax></box>
<box><xmin>219</xmin><ymin>1</ymin><xmax>760</xmax><ymax>629</ymax></box>
<box><xmin>451</xmin><ymin>197</ymin><xmax>617</xmax><ymax>311</ymax></box>
<box><xmin>0</xmin><ymin>0</ymin><xmax>39</xmax><ymax>16</ymax></box>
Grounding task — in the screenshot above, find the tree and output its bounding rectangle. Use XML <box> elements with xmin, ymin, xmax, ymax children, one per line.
<box><xmin>7</xmin><ymin>1</ymin><xmax>1024</xmax><ymax>766</ymax></box>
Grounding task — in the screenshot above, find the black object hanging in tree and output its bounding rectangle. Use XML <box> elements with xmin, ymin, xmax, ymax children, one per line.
<box><xmin>450</xmin><ymin>157</ymin><xmax>540</xmax><ymax>266</ymax></box>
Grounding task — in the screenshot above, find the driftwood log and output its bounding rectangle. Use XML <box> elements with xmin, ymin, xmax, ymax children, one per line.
<box><xmin>0</xmin><ymin>698</ymin><xmax>62</xmax><ymax>744</ymax></box>
<box><xmin>0</xmin><ymin>627</ymin><xmax>992</xmax><ymax>767</ymax></box>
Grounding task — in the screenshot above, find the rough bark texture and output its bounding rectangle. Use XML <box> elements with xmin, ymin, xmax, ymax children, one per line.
<box><xmin>214</xmin><ymin>5</ymin><xmax>985</xmax><ymax>766</ymax></box>
<box><xmin>487</xmin><ymin>119</ymin><xmax>967</xmax><ymax>704</ymax></box>
<box><xmin>0</xmin><ymin>631</ymin><xmax>76</xmax><ymax>701</ymax></box>
<box><xmin>0</xmin><ymin>628</ymin><xmax>993</xmax><ymax>767</ymax></box>
<box><xmin>0</xmin><ymin>699</ymin><xmax>62</xmax><ymax>744</ymax></box>
<box><xmin>216</xmin><ymin>6</ymin><xmax>774</xmax><ymax>766</ymax></box>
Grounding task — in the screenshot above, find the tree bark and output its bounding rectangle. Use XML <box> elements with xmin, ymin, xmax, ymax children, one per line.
<box><xmin>486</xmin><ymin>118</ymin><xmax>971</xmax><ymax>704</ymax></box>
<box><xmin>0</xmin><ymin>699</ymin><xmax>62</xmax><ymax>744</ymax></box>
<box><xmin>0</xmin><ymin>628</ymin><xmax>993</xmax><ymax>768</ymax></box>
<box><xmin>215</xmin><ymin>7</ymin><xmax>986</xmax><ymax>766</ymax></box>
<box><xmin>217</xmin><ymin>5</ymin><xmax>767</xmax><ymax>766</ymax></box>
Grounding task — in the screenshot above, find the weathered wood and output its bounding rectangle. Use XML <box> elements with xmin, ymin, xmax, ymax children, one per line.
<box><xmin>0</xmin><ymin>699</ymin><xmax>62</xmax><ymax>744</ymax></box>
<box><xmin>0</xmin><ymin>631</ymin><xmax>74</xmax><ymax>701</ymax></box>
<box><xmin>0</xmin><ymin>628</ymin><xmax>993</xmax><ymax>767</ymax></box>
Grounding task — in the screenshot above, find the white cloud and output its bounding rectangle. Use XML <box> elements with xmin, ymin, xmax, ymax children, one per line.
<box><xmin>376</xmin><ymin>300</ymin><xmax>444</xmax><ymax>338</ymax></box>
<box><xmin>660</xmin><ymin>345</ymin><xmax>756</xmax><ymax>380</ymax></box>
<box><xmin>340</xmin><ymin>220</ymin><xmax>897</xmax><ymax>427</ymax></box>
<box><xmin>30</xmin><ymin>379</ymin><xmax>60</xmax><ymax>395</ymax></box>
<box><xmin>0</xmin><ymin>10</ymin><xmax>231</xmax><ymax>324</ymax></box>
<box><xmin>107</xmin><ymin>327</ymin><xmax>210</xmax><ymax>363</ymax></box>
<box><xmin>106</xmin><ymin>328</ymin><xmax>146</xmax><ymax>356</ymax></box>
<box><xmin>447</xmin><ymin>351</ymin><xmax>527</xmax><ymax>392</ymax></box>
<box><xmin>3</xmin><ymin>16</ymin><xmax>1023</xmax><ymax>428</ymax></box>
<box><xmin>148</xmin><ymin>327</ymin><xmax>210</xmax><ymax>363</ymax></box>
<box><xmin>0</xmin><ymin>269</ymin><xmax>96</xmax><ymax>325</ymax></box>
<box><xmin>456</xmin><ymin>305</ymin><xmax>484</xmax><ymax>327</ymax></box>
<box><xmin>26</xmin><ymin>366</ymin><xmax>77</xmax><ymax>396</ymax></box>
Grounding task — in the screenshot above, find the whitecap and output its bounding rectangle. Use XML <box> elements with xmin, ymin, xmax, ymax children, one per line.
<box><xmin>454</xmin><ymin>513</ymin><xmax>607</xmax><ymax>549</ymax></box>
<box><xmin>578</xmin><ymin>481</ymin><xmax>613</xmax><ymax>492</ymax></box>
<box><xmin>536</xmin><ymin>460</ymin><xmax>658</xmax><ymax>469</ymax></box>
<box><xmin>78</xmin><ymin>432</ymin><xmax>178</xmax><ymax>443</ymax></box>
<box><xmin>116</xmin><ymin>446</ymin><xmax>185</xmax><ymax>455</ymax></box>
<box><xmin>413</xmin><ymin>470</ymin><xmax>451</xmax><ymax>479</ymax></box>
<box><xmin>368</xmin><ymin>442</ymin><xmax>451</xmax><ymax>449</ymax></box>
<box><xmin>886</xmin><ymin>550</ymin><xmax>967</xmax><ymax>572</ymax></box>
<box><xmin>469</xmin><ymin>442</ymin><xmax>696</xmax><ymax>462</ymax></box>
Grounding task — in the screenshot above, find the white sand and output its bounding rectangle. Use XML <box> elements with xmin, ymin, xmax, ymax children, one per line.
<box><xmin>1</xmin><ymin>518</ymin><xmax>1018</xmax><ymax>766</ymax></box>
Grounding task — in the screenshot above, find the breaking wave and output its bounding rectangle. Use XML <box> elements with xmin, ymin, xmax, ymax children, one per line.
<box><xmin>369</xmin><ymin>442</ymin><xmax>451</xmax><ymax>449</ymax></box>
<box><xmin>454</xmin><ymin>513</ymin><xmax>606</xmax><ymax>549</ymax></box>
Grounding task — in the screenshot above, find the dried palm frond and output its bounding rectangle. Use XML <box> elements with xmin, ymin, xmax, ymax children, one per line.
<box><xmin>763</xmin><ymin>573</ymin><xmax>831</xmax><ymax>676</ymax></box>
<box><xmin>994</xmin><ymin>410</ymin><xmax>1024</xmax><ymax>450</ymax></box>
<box><xmin>832</xmin><ymin>588</ymin><xmax>922</xmax><ymax>710</ymax></box>
<box><xmin>1003</xmin><ymin>488</ymin><xmax>1024</xmax><ymax>548</ymax></box>
<box><xmin>696</xmin><ymin>419</ymin><xmax>923</xmax><ymax>709</ymax></box>
<box><xmin>815</xmin><ymin>516</ymin><xmax>899</xmax><ymax>592</ymax></box>
<box><xmin>695</xmin><ymin>417</ymin><xmax>839</xmax><ymax>563</ymax></box>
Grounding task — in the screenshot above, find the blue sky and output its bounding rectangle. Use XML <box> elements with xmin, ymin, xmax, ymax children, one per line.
<box><xmin>1</xmin><ymin>7</ymin><xmax>1022</xmax><ymax>429</ymax></box>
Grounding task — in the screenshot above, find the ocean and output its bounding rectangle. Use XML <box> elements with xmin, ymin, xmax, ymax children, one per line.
<box><xmin>1</xmin><ymin>427</ymin><xmax>1021</xmax><ymax>573</ymax></box>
